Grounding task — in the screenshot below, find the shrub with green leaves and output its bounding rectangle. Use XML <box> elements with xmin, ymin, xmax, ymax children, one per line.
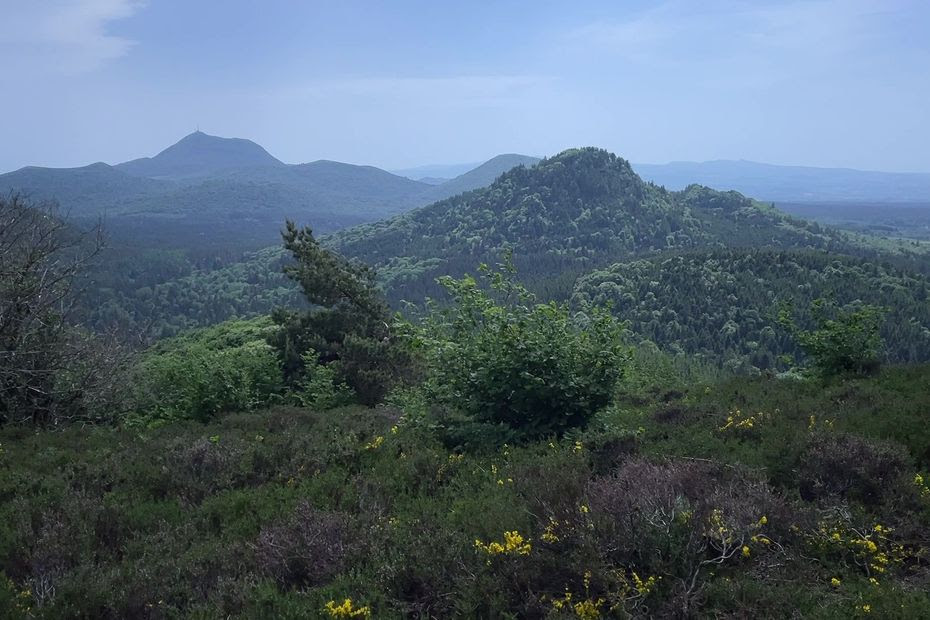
<box><xmin>134</xmin><ymin>317</ymin><xmax>283</xmax><ymax>423</ymax></box>
<box><xmin>779</xmin><ymin>299</ymin><xmax>886</xmax><ymax>377</ymax></box>
<box><xmin>406</xmin><ymin>258</ymin><xmax>629</xmax><ymax>440</ymax></box>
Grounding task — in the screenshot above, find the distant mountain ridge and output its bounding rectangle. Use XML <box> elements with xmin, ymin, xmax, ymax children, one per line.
<box><xmin>116</xmin><ymin>131</ymin><xmax>285</xmax><ymax>179</ymax></box>
<box><xmin>0</xmin><ymin>132</ymin><xmax>542</xmax><ymax>250</ymax></box>
<box><xmin>633</xmin><ymin>159</ymin><xmax>930</xmax><ymax>202</ymax></box>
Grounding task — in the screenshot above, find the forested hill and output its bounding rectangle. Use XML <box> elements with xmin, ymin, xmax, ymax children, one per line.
<box><xmin>572</xmin><ymin>249</ymin><xmax>930</xmax><ymax>369</ymax></box>
<box><xmin>329</xmin><ymin>148</ymin><xmax>873</xmax><ymax>304</ymax></box>
<box><xmin>115</xmin><ymin>130</ymin><xmax>285</xmax><ymax>179</ymax></box>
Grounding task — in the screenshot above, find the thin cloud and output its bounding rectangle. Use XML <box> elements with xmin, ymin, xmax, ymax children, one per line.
<box><xmin>565</xmin><ymin>0</ymin><xmax>893</xmax><ymax>65</ymax></box>
<box><xmin>0</xmin><ymin>0</ymin><xmax>144</xmax><ymax>74</ymax></box>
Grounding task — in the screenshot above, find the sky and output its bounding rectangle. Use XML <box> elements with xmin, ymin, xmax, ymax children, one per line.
<box><xmin>1</xmin><ymin>0</ymin><xmax>928</xmax><ymax>173</ymax></box>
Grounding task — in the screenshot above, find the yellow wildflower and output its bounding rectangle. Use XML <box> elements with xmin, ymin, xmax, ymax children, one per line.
<box><xmin>475</xmin><ymin>530</ymin><xmax>531</xmax><ymax>556</ymax></box>
<box><xmin>831</xmin><ymin>577</ymin><xmax>841</xmax><ymax>587</ymax></box>
<box><xmin>324</xmin><ymin>598</ymin><xmax>371</xmax><ymax>619</ymax></box>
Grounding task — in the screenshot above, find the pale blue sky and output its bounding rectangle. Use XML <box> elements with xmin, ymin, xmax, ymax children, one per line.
<box><xmin>1</xmin><ymin>0</ymin><xmax>928</xmax><ymax>172</ymax></box>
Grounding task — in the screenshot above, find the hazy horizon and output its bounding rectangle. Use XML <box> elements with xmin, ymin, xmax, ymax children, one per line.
<box><xmin>2</xmin><ymin>1</ymin><xmax>929</xmax><ymax>173</ymax></box>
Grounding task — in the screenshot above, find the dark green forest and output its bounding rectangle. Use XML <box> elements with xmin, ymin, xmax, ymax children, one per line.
<box><xmin>572</xmin><ymin>249</ymin><xmax>930</xmax><ymax>370</ymax></box>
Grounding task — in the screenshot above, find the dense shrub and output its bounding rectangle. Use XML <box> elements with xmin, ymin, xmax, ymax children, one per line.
<box><xmin>3</xmin><ymin>367</ymin><xmax>930</xmax><ymax>618</ymax></box>
<box><xmin>134</xmin><ymin>317</ymin><xmax>283</xmax><ymax>423</ymax></box>
<box><xmin>408</xmin><ymin>258</ymin><xmax>629</xmax><ymax>440</ymax></box>
<box><xmin>585</xmin><ymin>458</ymin><xmax>800</xmax><ymax>615</ymax></box>
<box><xmin>255</xmin><ymin>502</ymin><xmax>349</xmax><ymax>589</ymax></box>
<box><xmin>799</xmin><ymin>432</ymin><xmax>912</xmax><ymax>506</ymax></box>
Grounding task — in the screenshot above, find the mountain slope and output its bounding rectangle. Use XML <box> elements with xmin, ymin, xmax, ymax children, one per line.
<box><xmin>634</xmin><ymin>159</ymin><xmax>930</xmax><ymax>202</ymax></box>
<box><xmin>429</xmin><ymin>153</ymin><xmax>540</xmax><ymax>200</ymax></box>
<box><xmin>329</xmin><ymin>148</ymin><xmax>864</xmax><ymax>303</ymax></box>
<box><xmin>0</xmin><ymin>163</ymin><xmax>173</xmax><ymax>216</ymax></box>
<box><xmin>116</xmin><ymin>131</ymin><xmax>285</xmax><ymax>179</ymax></box>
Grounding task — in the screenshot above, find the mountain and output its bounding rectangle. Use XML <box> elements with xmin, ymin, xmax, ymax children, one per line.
<box><xmin>0</xmin><ymin>162</ymin><xmax>173</xmax><ymax>216</ymax></box>
<box><xmin>329</xmin><ymin>147</ymin><xmax>872</xmax><ymax>304</ymax></box>
<box><xmin>633</xmin><ymin>159</ymin><xmax>930</xmax><ymax>203</ymax></box>
<box><xmin>428</xmin><ymin>153</ymin><xmax>541</xmax><ymax>200</ymax></box>
<box><xmin>116</xmin><ymin>131</ymin><xmax>285</xmax><ymax>179</ymax></box>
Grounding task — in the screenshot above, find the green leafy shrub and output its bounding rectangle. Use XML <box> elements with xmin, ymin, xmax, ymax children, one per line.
<box><xmin>294</xmin><ymin>350</ymin><xmax>354</xmax><ymax>410</ymax></box>
<box><xmin>407</xmin><ymin>258</ymin><xmax>629</xmax><ymax>440</ymax></box>
<box><xmin>780</xmin><ymin>299</ymin><xmax>886</xmax><ymax>377</ymax></box>
<box><xmin>134</xmin><ymin>317</ymin><xmax>283</xmax><ymax>423</ymax></box>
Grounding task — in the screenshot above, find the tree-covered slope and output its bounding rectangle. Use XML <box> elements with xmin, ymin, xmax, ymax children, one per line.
<box><xmin>329</xmin><ymin>148</ymin><xmax>865</xmax><ymax>303</ymax></box>
<box><xmin>86</xmin><ymin>246</ymin><xmax>300</xmax><ymax>339</ymax></box>
<box><xmin>572</xmin><ymin>249</ymin><xmax>930</xmax><ymax>369</ymax></box>
<box><xmin>0</xmin><ymin>163</ymin><xmax>174</xmax><ymax>217</ymax></box>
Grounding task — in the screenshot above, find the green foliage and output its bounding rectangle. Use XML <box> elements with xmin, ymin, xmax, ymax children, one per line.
<box><xmin>134</xmin><ymin>317</ymin><xmax>283</xmax><ymax>423</ymax></box>
<box><xmin>85</xmin><ymin>245</ymin><xmax>303</xmax><ymax>339</ymax></box>
<box><xmin>573</xmin><ymin>249</ymin><xmax>930</xmax><ymax>371</ymax></box>
<box><xmin>780</xmin><ymin>299</ymin><xmax>886</xmax><ymax>377</ymax></box>
<box><xmin>407</xmin><ymin>258</ymin><xmax>629</xmax><ymax>440</ymax></box>
<box><xmin>270</xmin><ymin>222</ymin><xmax>406</xmax><ymax>406</ymax></box>
<box><xmin>294</xmin><ymin>350</ymin><xmax>354</xmax><ymax>410</ymax></box>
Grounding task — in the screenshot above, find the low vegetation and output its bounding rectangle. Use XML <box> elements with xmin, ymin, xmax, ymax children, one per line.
<box><xmin>3</xmin><ymin>362</ymin><xmax>929</xmax><ymax>618</ymax></box>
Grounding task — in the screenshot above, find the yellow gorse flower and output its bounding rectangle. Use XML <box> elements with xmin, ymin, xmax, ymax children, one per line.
<box><xmin>542</xmin><ymin>517</ymin><xmax>561</xmax><ymax>543</ymax></box>
<box><xmin>718</xmin><ymin>408</ymin><xmax>768</xmax><ymax>432</ymax></box>
<box><xmin>475</xmin><ymin>530</ymin><xmax>532</xmax><ymax>556</ymax></box>
<box><xmin>324</xmin><ymin>598</ymin><xmax>371</xmax><ymax>618</ymax></box>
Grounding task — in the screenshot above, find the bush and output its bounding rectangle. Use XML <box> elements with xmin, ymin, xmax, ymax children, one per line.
<box><xmin>799</xmin><ymin>432</ymin><xmax>911</xmax><ymax>506</ymax></box>
<box><xmin>255</xmin><ymin>502</ymin><xmax>349</xmax><ymax>589</ymax></box>
<box><xmin>585</xmin><ymin>458</ymin><xmax>799</xmax><ymax>615</ymax></box>
<box><xmin>779</xmin><ymin>299</ymin><xmax>885</xmax><ymax>377</ymax></box>
<box><xmin>408</xmin><ymin>258</ymin><xmax>628</xmax><ymax>440</ymax></box>
<box><xmin>134</xmin><ymin>318</ymin><xmax>283</xmax><ymax>423</ymax></box>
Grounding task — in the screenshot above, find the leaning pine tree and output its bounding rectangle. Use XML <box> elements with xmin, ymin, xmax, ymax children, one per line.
<box><xmin>269</xmin><ymin>221</ymin><xmax>404</xmax><ymax>406</ymax></box>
